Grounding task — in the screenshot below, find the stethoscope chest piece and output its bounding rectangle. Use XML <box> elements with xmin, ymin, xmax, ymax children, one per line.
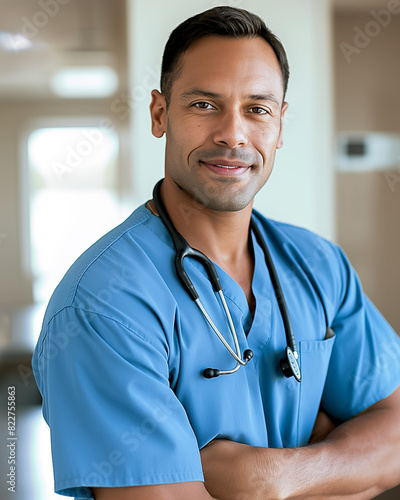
<box><xmin>280</xmin><ymin>346</ymin><xmax>301</xmax><ymax>382</ymax></box>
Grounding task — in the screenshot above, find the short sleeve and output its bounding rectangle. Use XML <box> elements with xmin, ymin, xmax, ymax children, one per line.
<box><xmin>33</xmin><ymin>307</ymin><xmax>204</xmax><ymax>499</ymax></box>
<box><xmin>322</xmin><ymin>245</ymin><xmax>400</xmax><ymax>421</ymax></box>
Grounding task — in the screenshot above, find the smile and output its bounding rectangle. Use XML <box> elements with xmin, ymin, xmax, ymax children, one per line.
<box><xmin>200</xmin><ymin>160</ymin><xmax>251</xmax><ymax>177</ymax></box>
<box><xmin>215</xmin><ymin>164</ymin><xmax>242</xmax><ymax>169</ymax></box>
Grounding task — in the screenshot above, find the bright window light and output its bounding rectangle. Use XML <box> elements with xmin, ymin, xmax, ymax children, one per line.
<box><xmin>50</xmin><ymin>66</ymin><xmax>119</xmax><ymax>98</ymax></box>
<box><xmin>28</xmin><ymin>127</ymin><xmax>122</xmax><ymax>303</ymax></box>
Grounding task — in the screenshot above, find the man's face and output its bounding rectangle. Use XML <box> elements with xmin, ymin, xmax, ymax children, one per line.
<box><xmin>151</xmin><ymin>35</ymin><xmax>288</xmax><ymax>212</ymax></box>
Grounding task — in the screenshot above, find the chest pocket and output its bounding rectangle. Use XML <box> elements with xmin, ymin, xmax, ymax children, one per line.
<box><xmin>297</xmin><ymin>330</ymin><xmax>335</xmax><ymax>445</ymax></box>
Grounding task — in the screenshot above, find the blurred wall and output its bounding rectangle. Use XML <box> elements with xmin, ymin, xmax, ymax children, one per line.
<box><xmin>335</xmin><ymin>13</ymin><xmax>400</xmax><ymax>132</ymax></box>
<box><xmin>334</xmin><ymin>12</ymin><xmax>400</xmax><ymax>332</ymax></box>
<box><xmin>128</xmin><ymin>0</ymin><xmax>335</xmax><ymax>240</ymax></box>
<box><xmin>0</xmin><ymin>100</ymin><xmax>123</xmax><ymax>313</ymax></box>
<box><xmin>0</xmin><ymin>100</ymin><xmax>131</xmax><ymax>355</ymax></box>
<box><xmin>0</xmin><ymin>0</ymin><xmax>130</xmax><ymax>349</ymax></box>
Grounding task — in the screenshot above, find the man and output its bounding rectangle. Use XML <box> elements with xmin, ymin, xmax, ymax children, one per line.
<box><xmin>32</xmin><ymin>6</ymin><xmax>400</xmax><ymax>500</ymax></box>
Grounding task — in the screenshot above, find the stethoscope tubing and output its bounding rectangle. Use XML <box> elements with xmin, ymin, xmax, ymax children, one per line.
<box><xmin>195</xmin><ymin>292</ymin><xmax>246</xmax><ymax>366</ymax></box>
<box><xmin>152</xmin><ymin>179</ymin><xmax>300</xmax><ymax>381</ymax></box>
<box><xmin>250</xmin><ymin>220</ymin><xmax>298</xmax><ymax>356</ymax></box>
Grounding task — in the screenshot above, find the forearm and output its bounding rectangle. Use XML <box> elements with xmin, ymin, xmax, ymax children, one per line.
<box><xmin>260</xmin><ymin>391</ymin><xmax>400</xmax><ymax>499</ymax></box>
<box><xmin>201</xmin><ymin>387</ymin><xmax>400</xmax><ymax>500</ymax></box>
<box><xmin>304</xmin><ymin>490</ymin><xmax>382</xmax><ymax>500</ymax></box>
<box><xmin>93</xmin><ymin>482</ymin><xmax>219</xmax><ymax>500</ymax></box>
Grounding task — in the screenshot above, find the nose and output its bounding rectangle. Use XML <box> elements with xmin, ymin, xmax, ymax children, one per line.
<box><xmin>213</xmin><ymin>109</ymin><xmax>248</xmax><ymax>149</ymax></box>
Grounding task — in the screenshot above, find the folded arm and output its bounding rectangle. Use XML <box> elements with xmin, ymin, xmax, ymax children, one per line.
<box><xmin>200</xmin><ymin>386</ymin><xmax>400</xmax><ymax>500</ymax></box>
<box><xmin>93</xmin><ymin>482</ymin><xmax>218</xmax><ymax>500</ymax></box>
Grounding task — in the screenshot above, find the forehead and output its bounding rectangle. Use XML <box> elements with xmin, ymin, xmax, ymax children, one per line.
<box><xmin>170</xmin><ymin>36</ymin><xmax>284</xmax><ymax>101</ymax></box>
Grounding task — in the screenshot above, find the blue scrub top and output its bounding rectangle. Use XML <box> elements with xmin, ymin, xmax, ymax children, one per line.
<box><xmin>32</xmin><ymin>204</ymin><xmax>400</xmax><ymax>499</ymax></box>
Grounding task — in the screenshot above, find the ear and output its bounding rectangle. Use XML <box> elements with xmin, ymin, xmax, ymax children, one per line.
<box><xmin>150</xmin><ymin>90</ymin><xmax>167</xmax><ymax>138</ymax></box>
<box><xmin>276</xmin><ymin>101</ymin><xmax>289</xmax><ymax>150</ymax></box>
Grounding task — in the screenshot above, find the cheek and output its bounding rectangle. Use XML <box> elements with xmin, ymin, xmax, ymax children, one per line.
<box><xmin>166</xmin><ymin>130</ymin><xmax>198</xmax><ymax>166</ymax></box>
<box><xmin>169</xmin><ymin>116</ymin><xmax>207</xmax><ymax>144</ymax></box>
<box><xmin>253</xmin><ymin>123</ymin><xmax>282</xmax><ymax>153</ymax></box>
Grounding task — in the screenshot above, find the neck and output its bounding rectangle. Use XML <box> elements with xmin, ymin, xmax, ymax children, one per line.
<box><xmin>153</xmin><ymin>178</ymin><xmax>256</xmax><ymax>313</ymax></box>
<box><xmin>160</xmin><ymin>179</ymin><xmax>253</xmax><ymax>265</ymax></box>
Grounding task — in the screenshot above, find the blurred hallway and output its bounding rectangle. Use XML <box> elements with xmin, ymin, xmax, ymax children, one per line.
<box><xmin>0</xmin><ymin>0</ymin><xmax>399</xmax><ymax>498</ymax></box>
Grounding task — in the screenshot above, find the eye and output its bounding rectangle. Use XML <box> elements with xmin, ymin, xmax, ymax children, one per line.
<box><xmin>193</xmin><ymin>102</ymin><xmax>215</xmax><ymax>110</ymax></box>
<box><xmin>249</xmin><ymin>106</ymin><xmax>269</xmax><ymax>115</ymax></box>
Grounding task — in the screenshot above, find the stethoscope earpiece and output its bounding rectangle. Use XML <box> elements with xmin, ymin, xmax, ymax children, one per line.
<box><xmin>204</xmin><ymin>348</ymin><xmax>254</xmax><ymax>379</ymax></box>
<box><xmin>243</xmin><ymin>349</ymin><xmax>254</xmax><ymax>362</ymax></box>
<box><xmin>203</xmin><ymin>368</ymin><xmax>220</xmax><ymax>379</ymax></box>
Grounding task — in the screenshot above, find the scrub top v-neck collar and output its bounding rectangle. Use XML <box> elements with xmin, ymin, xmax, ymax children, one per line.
<box><xmin>176</xmin><ymin>223</ymin><xmax>274</xmax><ymax>361</ymax></box>
<box><xmin>146</xmin><ymin>207</ymin><xmax>275</xmax><ymax>362</ymax></box>
<box><xmin>213</xmin><ymin>227</ymin><xmax>274</xmax><ymax>353</ymax></box>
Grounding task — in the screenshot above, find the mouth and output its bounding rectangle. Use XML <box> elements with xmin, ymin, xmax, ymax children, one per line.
<box><xmin>200</xmin><ymin>159</ymin><xmax>251</xmax><ymax>176</ymax></box>
<box><xmin>215</xmin><ymin>164</ymin><xmax>243</xmax><ymax>169</ymax></box>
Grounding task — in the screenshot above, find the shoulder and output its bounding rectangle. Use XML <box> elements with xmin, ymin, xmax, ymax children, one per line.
<box><xmin>252</xmin><ymin>209</ymin><xmax>341</xmax><ymax>262</ymax></box>
<box><xmin>251</xmin><ymin>210</ymin><xmax>352</xmax><ymax>306</ymax></box>
<box><xmin>42</xmin><ymin>205</ymin><xmax>176</xmax><ymax>328</ymax></box>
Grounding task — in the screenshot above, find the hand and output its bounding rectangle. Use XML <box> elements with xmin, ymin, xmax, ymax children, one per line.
<box><xmin>309</xmin><ymin>410</ymin><xmax>337</xmax><ymax>444</ymax></box>
<box><xmin>201</xmin><ymin>440</ymin><xmax>257</xmax><ymax>500</ymax></box>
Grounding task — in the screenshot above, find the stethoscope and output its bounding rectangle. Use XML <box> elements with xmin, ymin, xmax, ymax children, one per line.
<box><xmin>153</xmin><ymin>180</ymin><xmax>301</xmax><ymax>382</ymax></box>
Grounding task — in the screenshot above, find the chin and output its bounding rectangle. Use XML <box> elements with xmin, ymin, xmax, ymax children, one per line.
<box><xmin>202</xmin><ymin>197</ymin><xmax>252</xmax><ymax>212</ymax></box>
<box><xmin>179</xmin><ymin>180</ymin><xmax>256</xmax><ymax>212</ymax></box>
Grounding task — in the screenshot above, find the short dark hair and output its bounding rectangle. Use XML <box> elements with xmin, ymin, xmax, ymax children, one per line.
<box><xmin>160</xmin><ymin>6</ymin><xmax>290</xmax><ymax>105</ymax></box>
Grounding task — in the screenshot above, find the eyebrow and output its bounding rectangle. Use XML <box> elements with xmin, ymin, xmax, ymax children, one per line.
<box><xmin>248</xmin><ymin>93</ymin><xmax>281</xmax><ymax>107</ymax></box>
<box><xmin>180</xmin><ymin>89</ymin><xmax>282</xmax><ymax>107</ymax></box>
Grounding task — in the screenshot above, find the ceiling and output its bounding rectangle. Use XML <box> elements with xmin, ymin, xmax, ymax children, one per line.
<box><xmin>0</xmin><ymin>0</ymin><xmax>127</xmax><ymax>99</ymax></box>
<box><xmin>0</xmin><ymin>0</ymin><xmax>392</xmax><ymax>100</ymax></box>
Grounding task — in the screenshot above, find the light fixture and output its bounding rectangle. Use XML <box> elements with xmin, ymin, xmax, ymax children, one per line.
<box><xmin>50</xmin><ymin>66</ymin><xmax>119</xmax><ymax>98</ymax></box>
<box><xmin>0</xmin><ymin>32</ymin><xmax>32</xmax><ymax>52</ymax></box>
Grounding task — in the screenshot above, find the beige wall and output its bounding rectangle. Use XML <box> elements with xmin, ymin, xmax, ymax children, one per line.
<box><xmin>0</xmin><ymin>101</ymin><xmax>34</xmax><ymax>309</ymax></box>
<box><xmin>335</xmin><ymin>13</ymin><xmax>400</xmax><ymax>132</ymax></box>
<box><xmin>334</xmin><ymin>13</ymin><xmax>400</xmax><ymax>332</ymax></box>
